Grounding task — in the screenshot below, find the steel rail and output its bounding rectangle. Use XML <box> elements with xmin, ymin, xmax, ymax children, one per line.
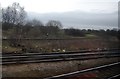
<box><xmin>2</xmin><ymin>53</ymin><xmax>120</xmax><ymax>61</ymax></box>
<box><xmin>1</xmin><ymin>50</ymin><xmax>120</xmax><ymax>65</ymax></box>
<box><xmin>107</xmin><ymin>74</ymin><xmax>120</xmax><ymax>79</ymax></box>
<box><xmin>2</xmin><ymin>52</ymin><xmax>120</xmax><ymax>59</ymax></box>
<box><xmin>45</xmin><ymin>62</ymin><xmax>120</xmax><ymax>79</ymax></box>
<box><xmin>2</xmin><ymin>53</ymin><xmax>120</xmax><ymax>65</ymax></box>
<box><xmin>2</xmin><ymin>38</ymin><xmax>114</xmax><ymax>40</ymax></box>
<box><xmin>2</xmin><ymin>55</ymin><xmax>119</xmax><ymax>62</ymax></box>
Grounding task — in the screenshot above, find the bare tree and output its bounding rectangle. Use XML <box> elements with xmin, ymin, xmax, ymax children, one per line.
<box><xmin>2</xmin><ymin>2</ymin><xmax>27</xmax><ymax>25</ymax></box>
<box><xmin>26</xmin><ymin>19</ymin><xmax>44</xmax><ymax>27</ymax></box>
<box><xmin>46</xmin><ymin>20</ymin><xmax>62</xmax><ymax>29</ymax></box>
<box><xmin>2</xmin><ymin>2</ymin><xmax>27</xmax><ymax>42</ymax></box>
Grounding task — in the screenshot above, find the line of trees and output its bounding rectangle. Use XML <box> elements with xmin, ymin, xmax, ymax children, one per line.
<box><xmin>2</xmin><ymin>2</ymin><xmax>119</xmax><ymax>39</ymax></box>
<box><xmin>64</xmin><ymin>28</ymin><xmax>119</xmax><ymax>38</ymax></box>
<box><xmin>2</xmin><ymin>2</ymin><xmax>63</xmax><ymax>28</ymax></box>
<box><xmin>2</xmin><ymin>2</ymin><xmax>64</xmax><ymax>39</ymax></box>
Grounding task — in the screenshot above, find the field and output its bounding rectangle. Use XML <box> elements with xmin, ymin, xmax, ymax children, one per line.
<box><xmin>2</xmin><ymin>37</ymin><xmax>119</xmax><ymax>53</ymax></box>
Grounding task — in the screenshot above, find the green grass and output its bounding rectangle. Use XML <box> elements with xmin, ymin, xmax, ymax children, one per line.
<box><xmin>85</xmin><ymin>34</ymin><xmax>97</xmax><ymax>38</ymax></box>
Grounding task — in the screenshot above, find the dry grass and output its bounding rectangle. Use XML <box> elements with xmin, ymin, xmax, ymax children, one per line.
<box><xmin>2</xmin><ymin>38</ymin><xmax>119</xmax><ymax>53</ymax></box>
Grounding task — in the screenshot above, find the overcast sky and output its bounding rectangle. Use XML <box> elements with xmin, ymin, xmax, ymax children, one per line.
<box><xmin>1</xmin><ymin>0</ymin><xmax>119</xmax><ymax>13</ymax></box>
<box><xmin>0</xmin><ymin>0</ymin><xmax>119</xmax><ymax>29</ymax></box>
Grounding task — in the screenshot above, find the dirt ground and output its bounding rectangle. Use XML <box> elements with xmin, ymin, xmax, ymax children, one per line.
<box><xmin>2</xmin><ymin>57</ymin><xmax>120</xmax><ymax>78</ymax></box>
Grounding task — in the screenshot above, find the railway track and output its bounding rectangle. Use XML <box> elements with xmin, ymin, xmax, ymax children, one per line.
<box><xmin>1</xmin><ymin>50</ymin><xmax>120</xmax><ymax>65</ymax></box>
<box><xmin>107</xmin><ymin>74</ymin><xmax>120</xmax><ymax>79</ymax></box>
<box><xmin>45</xmin><ymin>62</ymin><xmax>120</xmax><ymax>79</ymax></box>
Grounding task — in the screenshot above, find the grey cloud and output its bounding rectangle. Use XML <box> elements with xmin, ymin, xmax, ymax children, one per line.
<box><xmin>27</xmin><ymin>11</ymin><xmax>118</xmax><ymax>29</ymax></box>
